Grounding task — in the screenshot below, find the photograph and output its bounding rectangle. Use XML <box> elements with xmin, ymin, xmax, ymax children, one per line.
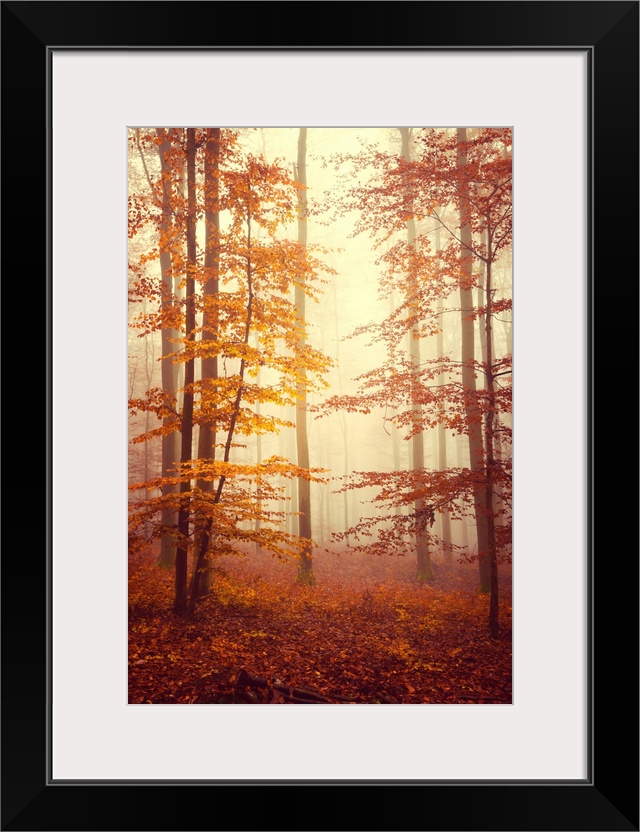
<box><xmin>128</xmin><ymin>126</ymin><xmax>513</xmax><ymax>706</ymax></box>
<box><xmin>3</xmin><ymin>0</ymin><xmax>636</xmax><ymax>825</ymax></box>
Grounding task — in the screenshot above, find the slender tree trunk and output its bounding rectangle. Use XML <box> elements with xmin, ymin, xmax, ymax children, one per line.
<box><xmin>174</xmin><ymin>128</ymin><xmax>197</xmax><ymax>615</ymax></box>
<box><xmin>389</xmin><ymin>288</ymin><xmax>402</xmax><ymax>517</ymax></box>
<box><xmin>400</xmin><ymin>128</ymin><xmax>432</xmax><ymax>583</ymax></box>
<box><xmin>456</xmin><ymin>434</ymin><xmax>470</xmax><ymax>551</ymax></box>
<box><xmin>436</xmin><ymin>302</ymin><xmax>452</xmax><ymax>562</ymax></box>
<box><xmin>294</xmin><ymin>128</ymin><xmax>314</xmax><ymax>585</ymax></box>
<box><xmin>484</xmin><ymin>243</ymin><xmax>499</xmax><ymax>637</ymax></box>
<box><xmin>326</xmin><ymin>474</ymin><xmax>334</xmax><ymax>540</ymax></box>
<box><xmin>315</xmin><ymin>440</ymin><xmax>325</xmax><ymax>546</ymax></box>
<box><xmin>478</xmin><ymin>228</ymin><xmax>503</xmax><ymax>538</ymax></box>
<box><xmin>254</xmin><ymin>333</ymin><xmax>262</xmax><ymax>554</ymax></box>
<box><xmin>478</xmin><ymin>229</ymin><xmax>488</xmax><ymax>369</ymax></box>
<box><xmin>155</xmin><ymin>128</ymin><xmax>180</xmax><ymax>568</ymax></box>
<box><xmin>174</xmin><ymin>156</ymin><xmax>188</xmax><ymax>411</ymax></box>
<box><xmin>278</xmin><ymin>422</ymin><xmax>298</xmax><ymax>534</ymax></box>
<box><xmin>195</xmin><ymin>128</ymin><xmax>220</xmax><ymax>596</ymax></box>
<box><xmin>493</xmin><ymin>413</ymin><xmax>505</xmax><ymax>536</ymax></box>
<box><xmin>288</xmin><ymin>477</ymin><xmax>295</xmax><ymax>535</ymax></box>
<box><xmin>141</xmin><ymin>299</ymin><xmax>156</xmax><ymax>539</ymax></box>
<box><xmin>287</xmin><ymin>418</ymin><xmax>298</xmax><ymax>535</ymax></box>
<box><xmin>187</xmin><ymin>202</ymin><xmax>255</xmax><ymax>614</ymax></box>
<box><xmin>435</xmin><ymin>225</ymin><xmax>452</xmax><ymax>561</ymax></box>
<box><xmin>391</xmin><ymin>421</ymin><xmax>401</xmax><ymax>517</ymax></box>
<box><xmin>457</xmin><ymin>127</ymin><xmax>490</xmax><ymax>593</ymax></box>
<box><xmin>332</xmin><ymin>278</ymin><xmax>351</xmax><ymax>540</ymax></box>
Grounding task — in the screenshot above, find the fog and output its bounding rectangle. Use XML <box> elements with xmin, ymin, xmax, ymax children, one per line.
<box><xmin>127</xmin><ymin>125</ymin><xmax>513</xmax><ymax>706</ymax></box>
<box><xmin>128</xmin><ymin>126</ymin><xmax>512</xmax><ymax>589</ymax></box>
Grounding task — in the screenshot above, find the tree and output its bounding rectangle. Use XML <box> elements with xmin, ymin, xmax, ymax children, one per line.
<box><xmin>456</xmin><ymin>127</ymin><xmax>491</xmax><ymax>593</ymax></box>
<box><xmin>173</xmin><ymin>126</ymin><xmax>198</xmax><ymax>615</ymax></box>
<box><xmin>418</xmin><ymin>127</ymin><xmax>512</xmax><ymax>629</ymax></box>
<box><xmin>317</xmin><ymin>131</ymin><xmax>460</xmax><ymax>569</ymax></box>
<box><xmin>132</xmin><ymin>127</ymin><xmax>181</xmax><ymax>567</ymax></box>
<box><xmin>435</xmin><ymin>225</ymin><xmax>453</xmax><ymax>562</ymax></box>
<box><xmin>317</xmin><ymin>127</ymin><xmax>511</xmax><ymax>635</ymax></box>
<box><xmin>194</xmin><ymin>127</ymin><xmax>221</xmax><ymax>595</ymax></box>
<box><xmin>399</xmin><ymin>127</ymin><xmax>432</xmax><ymax>583</ymax></box>
<box><xmin>294</xmin><ymin>128</ymin><xmax>314</xmax><ymax>585</ymax></box>
<box><xmin>128</xmin><ymin>131</ymin><xmax>333</xmax><ymax>615</ymax></box>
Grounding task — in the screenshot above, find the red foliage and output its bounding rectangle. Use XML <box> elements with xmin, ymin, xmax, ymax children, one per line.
<box><xmin>129</xmin><ymin>546</ymin><xmax>511</xmax><ymax>705</ymax></box>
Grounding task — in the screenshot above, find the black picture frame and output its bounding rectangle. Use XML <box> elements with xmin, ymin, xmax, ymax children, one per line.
<box><xmin>2</xmin><ymin>2</ymin><xmax>637</xmax><ymax>830</ymax></box>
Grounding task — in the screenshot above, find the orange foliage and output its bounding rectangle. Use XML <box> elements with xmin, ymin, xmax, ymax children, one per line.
<box><xmin>129</xmin><ymin>546</ymin><xmax>512</xmax><ymax>704</ymax></box>
<box><xmin>128</xmin><ymin>129</ymin><xmax>335</xmax><ymax>600</ymax></box>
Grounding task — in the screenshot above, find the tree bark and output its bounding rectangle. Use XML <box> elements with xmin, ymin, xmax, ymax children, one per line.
<box><xmin>294</xmin><ymin>128</ymin><xmax>314</xmax><ymax>585</ymax></box>
<box><xmin>400</xmin><ymin>127</ymin><xmax>432</xmax><ymax>583</ymax></box>
<box><xmin>287</xmin><ymin>416</ymin><xmax>298</xmax><ymax>535</ymax></box>
<box><xmin>484</xmin><ymin>245</ymin><xmax>499</xmax><ymax>636</ymax></box>
<box><xmin>389</xmin><ymin>288</ymin><xmax>402</xmax><ymax>517</ymax></box>
<box><xmin>173</xmin><ymin>128</ymin><xmax>197</xmax><ymax>616</ymax></box>
<box><xmin>478</xmin><ymin>228</ymin><xmax>503</xmax><ymax>540</ymax></box>
<box><xmin>332</xmin><ymin>278</ymin><xmax>351</xmax><ymax>540</ymax></box>
<box><xmin>254</xmin><ymin>332</ymin><xmax>263</xmax><ymax>553</ymax></box>
<box><xmin>141</xmin><ymin>298</ymin><xmax>158</xmax><ymax>539</ymax></box>
<box><xmin>435</xmin><ymin>225</ymin><xmax>452</xmax><ymax>561</ymax></box>
<box><xmin>455</xmin><ymin>435</ymin><xmax>470</xmax><ymax>551</ymax></box>
<box><xmin>457</xmin><ymin>128</ymin><xmax>490</xmax><ymax>593</ymax></box>
<box><xmin>155</xmin><ymin>128</ymin><xmax>180</xmax><ymax>568</ymax></box>
<box><xmin>194</xmin><ymin>128</ymin><xmax>220</xmax><ymax>595</ymax></box>
<box><xmin>187</xmin><ymin>198</ymin><xmax>255</xmax><ymax>614</ymax></box>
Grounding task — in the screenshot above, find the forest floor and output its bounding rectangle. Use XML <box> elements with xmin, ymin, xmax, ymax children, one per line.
<box><xmin>129</xmin><ymin>546</ymin><xmax>512</xmax><ymax>705</ymax></box>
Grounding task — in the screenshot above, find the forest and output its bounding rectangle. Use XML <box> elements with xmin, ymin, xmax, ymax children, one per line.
<box><xmin>128</xmin><ymin>126</ymin><xmax>512</xmax><ymax>705</ymax></box>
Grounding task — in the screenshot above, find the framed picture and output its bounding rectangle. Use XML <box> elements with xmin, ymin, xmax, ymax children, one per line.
<box><xmin>3</xmin><ymin>1</ymin><xmax>637</xmax><ymax>829</ymax></box>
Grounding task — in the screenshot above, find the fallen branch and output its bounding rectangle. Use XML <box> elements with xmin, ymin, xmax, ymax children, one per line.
<box><xmin>199</xmin><ymin>668</ymin><xmax>360</xmax><ymax>704</ymax></box>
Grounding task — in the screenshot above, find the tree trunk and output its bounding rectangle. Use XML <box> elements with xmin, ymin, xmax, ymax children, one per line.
<box><xmin>294</xmin><ymin>128</ymin><xmax>314</xmax><ymax>585</ymax></box>
<box><xmin>478</xmin><ymin>228</ymin><xmax>503</xmax><ymax>540</ymax></box>
<box><xmin>400</xmin><ymin>127</ymin><xmax>432</xmax><ymax>583</ymax></box>
<box><xmin>456</xmin><ymin>434</ymin><xmax>470</xmax><ymax>552</ymax></box>
<box><xmin>484</xmin><ymin>247</ymin><xmax>499</xmax><ymax>637</ymax></box>
<box><xmin>332</xmin><ymin>278</ymin><xmax>351</xmax><ymax>540</ymax></box>
<box><xmin>457</xmin><ymin>128</ymin><xmax>490</xmax><ymax>593</ymax></box>
<box><xmin>173</xmin><ymin>128</ymin><xmax>197</xmax><ymax>616</ymax></box>
<box><xmin>156</xmin><ymin>128</ymin><xmax>180</xmax><ymax>568</ymax></box>
<box><xmin>141</xmin><ymin>298</ymin><xmax>156</xmax><ymax>539</ymax></box>
<box><xmin>195</xmin><ymin>128</ymin><xmax>220</xmax><ymax>595</ymax></box>
<box><xmin>315</xmin><ymin>438</ymin><xmax>325</xmax><ymax>546</ymax></box>
<box><xmin>287</xmin><ymin>418</ymin><xmax>298</xmax><ymax>535</ymax></box>
<box><xmin>435</xmin><ymin>226</ymin><xmax>452</xmax><ymax>561</ymax></box>
<box><xmin>478</xmin><ymin>229</ymin><xmax>488</xmax><ymax>369</ymax></box>
<box><xmin>389</xmin><ymin>288</ymin><xmax>402</xmax><ymax>517</ymax></box>
<box><xmin>187</xmin><ymin>200</ymin><xmax>255</xmax><ymax>614</ymax></box>
<box><xmin>254</xmin><ymin>333</ymin><xmax>262</xmax><ymax>554</ymax></box>
<box><xmin>436</xmin><ymin>300</ymin><xmax>452</xmax><ymax>562</ymax></box>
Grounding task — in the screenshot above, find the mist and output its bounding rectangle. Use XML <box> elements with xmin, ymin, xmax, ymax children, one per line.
<box><xmin>128</xmin><ymin>126</ymin><xmax>512</xmax><ymax>705</ymax></box>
